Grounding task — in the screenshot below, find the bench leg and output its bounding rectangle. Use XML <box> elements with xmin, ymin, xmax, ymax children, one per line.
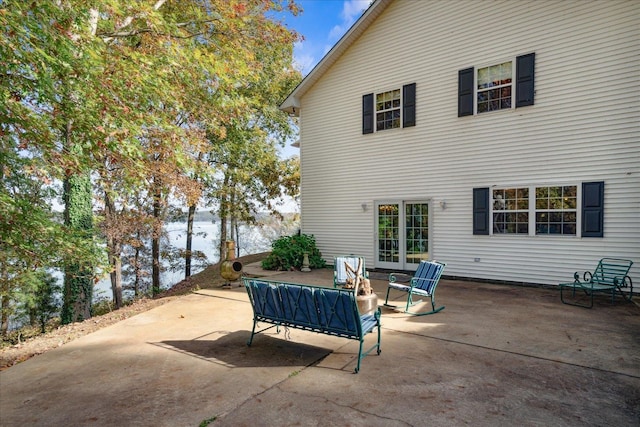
<box><xmin>247</xmin><ymin>321</ymin><xmax>279</xmax><ymax>346</ymax></box>
<box><xmin>355</xmin><ymin>340</ymin><xmax>364</xmax><ymax>374</ymax></box>
<box><xmin>354</xmin><ymin>335</ymin><xmax>382</xmax><ymax>374</ymax></box>
<box><xmin>353</xmin><ymin>310</ymin><xmax>382</xmax><ymax>374</ymax></box>
<box><xmin>247</xmin><ymin>320</ymin><xmax>258</xmax><ymax>346</ymax></box>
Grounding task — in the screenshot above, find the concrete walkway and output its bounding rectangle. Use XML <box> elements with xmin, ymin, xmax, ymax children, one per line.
<box><xmin>1</xmin><ymin>265</ymin><xmax>639</xmax><ymax>426</ymax></box>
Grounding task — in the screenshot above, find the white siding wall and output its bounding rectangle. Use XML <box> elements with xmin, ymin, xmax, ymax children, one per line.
<box><xmin>299</xmin><ymin>0</ymin><xmax>640</xmax><ymax>285</ymax></box>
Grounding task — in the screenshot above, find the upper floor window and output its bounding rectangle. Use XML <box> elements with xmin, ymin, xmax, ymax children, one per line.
<box><xmin>459</xmin><ymin>53</ymin><xmax>535</xmax><ymax>117</ymax></box>
<box><xmin>477</xmin><ymin>62</ymin><xmax>513</xmax><ymax>113</ymax></box>
<box><xmin>363</xmin><ymin>83</ymin><xmax>416</xmax><ymax>134</ymax></box>
<box><xmin>376</xmin><ymin>89</ymin><xmax>401</xmax><ymax>130</ymax></box>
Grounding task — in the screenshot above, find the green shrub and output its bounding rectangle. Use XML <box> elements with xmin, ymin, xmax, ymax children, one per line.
<box><xmin>261</xmin><ymin>234</ymin><xmax>326</xmax><ymax>271</ymax></box>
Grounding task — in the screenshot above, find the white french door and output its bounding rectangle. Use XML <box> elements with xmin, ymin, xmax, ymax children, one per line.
<box><xmin>375</xmin><ymin>200</ymin><xmax>431</xmax><ymax>271</ymax></box>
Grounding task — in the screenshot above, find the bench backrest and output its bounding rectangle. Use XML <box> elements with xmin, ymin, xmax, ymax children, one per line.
<box><xmin>244</xmin><ymin>278</ymin><xmax>363</xmax><ymax>338</ymax></box>
<box><xmin>592</xmin><ymin>258</ymin><xmax>633</xmax><ymax>285</ymax></box>
<box><xmin>334</xmin><ymin>256</ymin><xmax>365</xmax><ymax>286</ymax></box>
<box><xmin>411</xmin><ymin>260</ymin><xmax>446</xmax><ymax>294</ymax></box>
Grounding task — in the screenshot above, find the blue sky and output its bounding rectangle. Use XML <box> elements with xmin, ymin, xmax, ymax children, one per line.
<box><xmin>274</xmin><ymin>1</ymin><xmax>371</xmax><ymax>161</ymax></box>
<box><xmin>283</xmin><ymin>0</ymin><xmax>372</xmax><ymax>76</ymax></box>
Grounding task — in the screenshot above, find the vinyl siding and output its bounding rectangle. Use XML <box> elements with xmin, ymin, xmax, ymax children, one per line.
<box><xmin>298</xmin><ymin>0</ymin><xmax>640</xmax><ymax>285</ymax></box>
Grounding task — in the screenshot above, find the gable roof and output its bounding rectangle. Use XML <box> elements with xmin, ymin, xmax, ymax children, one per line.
<box><xmin>280</xmin><ymin>0</ymin><xmax>393</xmax><ymax>116</ymax></box>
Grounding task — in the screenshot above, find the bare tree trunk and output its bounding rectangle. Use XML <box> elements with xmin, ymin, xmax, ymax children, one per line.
<box><xmin>152</xmin><ymin>186</ymin><xmax>162</xmax><ymax>296</ymax></box>
<box><xmin>104</xmin><ymin>192</ymin><xmax>123</xmax><ymax>308</ymax></box>
<box><xmin>185</xmin><ymin>204</ymin><xmax>196</xmax><ymax>278</ymax></box>
<box><xmin>229</xmin><ymin>191</ymin><xmax>239</xmax><ymax>256</ymax></box>
<box><xmin>0</xmin><ymin>259</ymin><xmax>9</xmax><ymax>337</ymax></box>
<box><xmin>219</xmin><ymin>175</ymin><xmax>230</xmax><ymax>262</ymax></box>
<box><xmin>0</xmin><ymin>170</ymin><xmax>7</xmax><ymax>336</ymax></box>
<box><xmin>219</xmin><ymin>215</ymin><xmax>227</xmax><ymax>262</ymax></box>
<box><xmin>133</xmin><ymin>234</ymin><xmax>142</xmax><ymax>297</ymax></box>
<box><xmin>235</xmin><ymin>222</ymin><xmax>240</xmax><ymax>258</ymax></box>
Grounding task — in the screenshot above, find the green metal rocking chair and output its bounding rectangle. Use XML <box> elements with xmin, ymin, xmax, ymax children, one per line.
<box><xmin>384</xmin><ymin>260</ymin><xmax>446</xmax><ymax>316</ymax></box>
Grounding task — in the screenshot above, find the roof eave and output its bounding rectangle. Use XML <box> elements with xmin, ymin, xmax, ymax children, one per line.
<box><xmin>279</xmin><ymin>0</ymin><xmax>393</xmax><ymax>116</ymax></box>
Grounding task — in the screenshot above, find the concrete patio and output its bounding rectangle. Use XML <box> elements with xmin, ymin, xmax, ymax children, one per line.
<box><xmin>1</xmin><ymin>264</ymin><xmax>638</xmax><ymax>426</ymax></box>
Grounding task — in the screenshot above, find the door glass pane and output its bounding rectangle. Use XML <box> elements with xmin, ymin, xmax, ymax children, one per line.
<box><xmin>378</xmin><ymin>204</ymin><xmax>399</xmax><ymax>263</ymax></box>
<box><xmin>405</xmin><ymin>203</ymin><xmax>429</xmax><ymax>264</ymax></box>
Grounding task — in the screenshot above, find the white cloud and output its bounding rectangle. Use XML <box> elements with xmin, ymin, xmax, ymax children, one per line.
<box><xmin>292</xmin><ymin>0</ymin><xmax>371</xmax><ymax>76</ymax></box>
<box><xmin>328</xmin><ymin>0</ymin><xmax>371</xmax><ymax>41</ymax></box>
<box><xmin>292</xmin><ymin>41</ymin><xmax>315</xmax><ymax>74</ymax></box>
<box><xmin>293</xmin><ymin>54</ymin><xmax>315</xmax><ymax>74</ymax></box>
<box><xmin>342</xmin><ymin>0</ymin><xmax>372</xmax><ymax>22</ymax></box>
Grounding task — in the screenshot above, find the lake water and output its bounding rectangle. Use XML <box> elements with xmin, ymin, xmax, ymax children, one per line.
<box><xmin>8</xmin><ymin>221</ymin><xmax>289</xmax><ymax>330</ymax></box>
<box><xmin>92</xmin><ymin>220</ymin><xmax>296</xmax><ymax>301</ymax></box>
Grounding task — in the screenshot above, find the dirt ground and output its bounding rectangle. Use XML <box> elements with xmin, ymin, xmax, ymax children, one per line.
<box><xmin>0</xmin><ymin>252</ymin><xmax>268</xmax><ymax>371</ymax></box>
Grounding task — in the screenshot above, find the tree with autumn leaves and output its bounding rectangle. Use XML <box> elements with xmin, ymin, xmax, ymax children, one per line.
<box><xmin>0</xmin><ymin>0</ymin><xmax>301</xmax><ymax>333</ymax></box>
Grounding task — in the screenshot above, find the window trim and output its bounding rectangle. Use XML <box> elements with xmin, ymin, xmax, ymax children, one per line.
<box><xmin>488</xmin><ymin>184</ymin><xmax>581</xmax><ymax>237</ymax></box>
<box><xmin>491</xmin><ymin>187</ymin><xmax>530</xmax><ymax>235</ymax></box>
<box><xmin>375</xmin><ymin>88</ymin><xmax>402</xmax><ymax>131</ymax></box>
<box><xmin>475</xmin><ymin>59</ymin><xmax>515</xmax><ymax>115</ymax></box>
<box><xmin>459</xmin><ymin>53</ymin><xmax>535</xmax><ymax>117</ymax></box>
<box><xmin>363</xmin><ymin>83</ymin><xmax>416</xmax><ymax>134</ymax></box>
<box><xmin>534</xmin><ymin>185</ymin><xmax>579</xmax><ymax>236</ymax></box>
<box><xmin>475</xmin><ymin>181</ymin><xmax>603</xmax><ymax>238</ymax></box>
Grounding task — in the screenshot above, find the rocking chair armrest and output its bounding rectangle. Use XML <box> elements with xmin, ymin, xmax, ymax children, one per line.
<box><xmin>410</xmin><ymin>276</ymin><xmax>436</xmax><ymax>289</ymax></box>
<box><xmin>388</xmin><ymin>272</ymin><xmax>411</xmax><ymax>283</ymax></box>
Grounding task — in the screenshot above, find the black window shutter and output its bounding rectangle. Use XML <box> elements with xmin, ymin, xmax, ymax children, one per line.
<box><xmin>363</xmin><ymin>93</ymin><xmax>374</xmax><ymax>134</ymax></box>
<box><xmin>515</xmin><ymin>53</ymin><xmax>535</xmax><ymax>107</ymax></box>
<box><xmin>458</xmin><ymin>67</ymin><xmax>474</xmax><ymax>117</ymax></box>
<box><xmin>473</xmin><ymin>188</ymin><xmax>490</xmax><ymax>235</ymax></box>
<box><xmin>582</xmin><ymin>181</ymin><xmax>604</xmax><ymax>237</ymax></box>
<box><xmin>402</xmin><ymin>83</ymin><xmax>416</xmax><ymax>128</ymax></box>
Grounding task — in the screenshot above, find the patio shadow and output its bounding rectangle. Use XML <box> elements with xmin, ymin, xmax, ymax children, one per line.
<box><xmin>154</xmin><ymin>330</ymin><xmax>331</xmax><ymax>368</ymax></box>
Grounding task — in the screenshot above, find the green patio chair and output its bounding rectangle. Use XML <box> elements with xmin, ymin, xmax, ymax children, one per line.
<box><xmin>559</xmin><ymin>258</ymin><xmax>633</xmax><ymax>308</ymax></box>
<box><xmin>384</xmin><ymin>260</ymin><xmax>446</xmax><ymax>316</ymax></box>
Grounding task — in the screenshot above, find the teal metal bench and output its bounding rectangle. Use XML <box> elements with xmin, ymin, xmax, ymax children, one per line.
<box><xmin>559</xmin><ymin>258</ymin><xmax>634</xmax><ymax>308</ymax></box>
<box><xmin>384</xmin><ymin>260</ymin><xmax>446</xmax><ymax>316</ymax></box>
<box><xmin>243</xmin><ymin>278</ymin><xmax>381</xmax><ymax>373</ymax></box>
